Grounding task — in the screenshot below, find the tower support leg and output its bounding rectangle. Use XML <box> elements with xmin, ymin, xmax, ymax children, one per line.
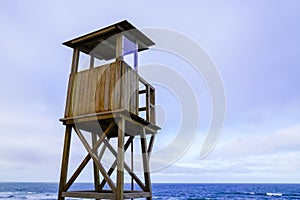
<box><xmin>116</xmin><ymin>118</ymin><xmax>125</xmax><ymax>200</ymax></box>
<box><xmin>58</xmin><ymin>125</ymin><xmax>72</xmax><ymax>200</ymax></box>
<box><xmin>141</xmin><ymin>128</ymin><xmax>152</xmax><ymax>200</ymax></box>
<box><xmin>92</xmin><ymin>133</ymin><xmax>100</xmax><ymax>200</ymax></box>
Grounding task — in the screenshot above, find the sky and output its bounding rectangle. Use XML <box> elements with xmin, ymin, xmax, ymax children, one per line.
<box><xmin>0</xmin><ymin>0</ymin><xmax>300</xmax><ymax>183</ymax></box>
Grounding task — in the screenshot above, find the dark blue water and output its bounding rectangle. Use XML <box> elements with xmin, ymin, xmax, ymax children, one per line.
<box><xmin>0</xmin><ymin>182</ymin><xmax>299</xmax><ymax>199</ymax></box>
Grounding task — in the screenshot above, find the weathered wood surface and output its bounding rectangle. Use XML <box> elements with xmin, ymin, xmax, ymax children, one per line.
<box><xmin>66</xmin><ymin>61</ymin><xmax>139</xmax><ymax>117</ymax></box>
<box><xmin>58</xmin><ymin>125</ymin><xmax>72</xmax><ymax>200</ymax></box>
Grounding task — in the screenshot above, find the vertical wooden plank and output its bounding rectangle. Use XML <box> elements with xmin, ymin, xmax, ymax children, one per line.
<box><xmin>58</xmin><ymin>125</ymin><xmax>72</xmax><ymax>200</ymax></box>
<box><xmin>114</xmin><ymin>62</ymin><xmax>120</xmax><ymax>110</ymax></box>
<box><xmin>129</xmin><ymin>69</ymin><xmax>135</xmax><ymax>113</ymax></box>
<box><xmin>116</xmin><ymin>33</ymin><xmax>123</xmax><ymax>62</ymax></box>
<box><xmin>103</xmin><ymin>66</ymin><xmax>110</xmax><ymax>111</ymax></box>
<box><xmin>132</xmin><ymin>70</ymin><xmax>138</xmax><ymax>115</ymax></box>
<box><xmin>64</xmin><ymin>75</ymin><xmax>74</xmax><ymax>117</ymax></box>
<box><xmin>132</xmin><ymin>70</ymin><xmax>136</xmax><ymax>114</ymax></box>
<box><xmin>95</xmin><ymin>67</ymin><xmax>100</xmax><ymax>113</ymax></box>
<box><xmin>98</xmin><ymin>65</ymin><xmax>106</xmax><ymax>112</ymax></box>
<box><xmin>120</xmin><ymin>62</ymin><xmax>124</xmax><ymax>111</ymax></box>
<box><xmin>92</xmin><ymin>133</ymin><xmax>100</xmax><ymax>194</ymax></box>
<box><xmin>85</xmin><ymin>69</ymin><xmax>92</xmax><ymax>114</ymax></box>
<box><xmin>86</xmin><ymin>70</ymin><xmax>92</xmax><ymax>115</ymax></box>
<box><xmin>79</xmin><ymin>71</ymin><xmax>88</xmax><ymax>115</ymax></box>
<box><xmin>77</xmin><ymin>72</ymin><xmax>85</xmax><ymax>116</ymax></box>
<box><xmin>150</xmin><ymin>88</ymin><xmax>155</xmax><ymax>123</ymax></box>
<box><xmin>140</xmin><ymin>128</ymin><xmax>152</xmax><ymax>200</ymax></box>
<box><xmin>135</xmin><ymin>72</ymin><xmax>139</xmax><ymax>115</ymax></box>
<box><xmin>112</xmin><ymin>63</ymin><xmax>117</xmax><ymax>111</ymax></box>
<box><xmin>72</xmin><ymin>73</ymin><xmax>80</xmax><ymax>116</ymax></box>
<box><xmin>131</xmin><ymin>139</ymin><xmax>134</xmax><ymax>192</ymax></box>
<box><xmin>124</xmin><ymin>63</ymin><xmax>129</xmax><ymax>111</ymax></box>
<box><xmin>91</xmin><ymin>67</ymin><xmax>99</xmax><ymax>114</ymax></box>
<box><xmin>116</xmin><ymin>118</ymin><xmax>125</xmax><ymax>200</ymax></box>
<box><xmin>146</xmin><ymin>86</ymin><xmax>150</xmax><ymax>121</ymax></box>
<box><xmin>109</xmin><ymin>63</ymin><xmax>116</xmax><ymax>111</ymax></box>
<box><xmin>136</xmin><ymin>75</ymin><xmax>140</xmax><ymax>117</ymax></box>
<box><xmin>71</xmin><ymin>48</ymin><xmax>79</xmax><ymax>74</ymax></box>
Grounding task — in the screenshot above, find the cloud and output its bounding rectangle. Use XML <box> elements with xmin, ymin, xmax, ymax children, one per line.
<box><xmin>151</xmin><ymin>124</ymin><xmax>300</xmax><ymax>182</ymax></box>
<box><xmin>217</xmin><ymin>124</ymin><xmax>300</xmax><ymax>157</ymax></box>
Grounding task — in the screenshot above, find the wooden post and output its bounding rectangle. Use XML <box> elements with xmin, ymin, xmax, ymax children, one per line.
<box><xmin>90</xmin><ymin>55</ymin><xmax>95</xmax><ymax>69</ymax></box>
<box><xmin>116</xmin><ymin>33</ymin><xmax>123</xmax><ymax>62</ymax></box>
<box><xmin>140</xmin><ymin>128</ymin><xmax>152</xmax><ymax>200</ymax></box>
<box><xmin>116</xmin><ymin>118</ymin><xmax>125</xmax><ymax>200</ymax></box>
<box><xmin>64</xmin><ymin>47</ymin><xmax>79</xmax><ymax>117</ymax></box>
<box><xmin>131</xmin><ymin>139</ymin><xmax>134</xmax><ymax>192</ymax></box>
<box><xmin>92</xmin><ymin>133</ymin><xmax>100</xmax><ymax>195</ymax></box>
<box><xmin>58</xmin><ymin>125</ymin><xmax>72</xmax><ymax>200</ymax></box>
<box><xmin>146</xmin><ymin>86</ymin><xmax>150</xmax><ymax>121</ymax></box>
<box><xmin>71</xmin><ymin>48</ymin><xmax>79</xmax><ymax>74</ymax></box>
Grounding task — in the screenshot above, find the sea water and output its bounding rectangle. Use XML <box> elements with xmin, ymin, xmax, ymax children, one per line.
<box><xmin>0</xmin><ymin>182</ymin><xmax>300</xmax><ymax>199</ymax></box>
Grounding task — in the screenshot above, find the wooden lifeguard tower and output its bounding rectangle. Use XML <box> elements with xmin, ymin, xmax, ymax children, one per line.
<box><xmin>58</xmin><ymin>20</ymin><xmax>160</xmax><ymax>200</ymax></box>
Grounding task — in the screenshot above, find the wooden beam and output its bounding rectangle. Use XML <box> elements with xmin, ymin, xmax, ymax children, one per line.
<box><xmin>131</xmin><ymin>139</ymin><xmax>134</xmax><ymax>192</ymax></box>
<box><xmin>103</xmin><ymin>139</ymin><xmax>146</xmax><ymax>191</ymax></box>
<box><xmin>93</xmin><ymin>121</ymin><xmax>115</xmax><ymax>151</ymax></box>
<box><xmin>146</xmin><ymin>86</ymin><xmax>150</xmax><ymax>121</ymax></box>
<box><xmin>62</xmin><ymin>191</ymin><xmax>151</xmax><ymax>199</ymax></box>
<box><xmin>147</xmin><ymin>135</ymin><xmax>156</xmax><ymax>159</ymax></box>
<box><xmin>92</xmin><ymin>133</ymin><xmax>100</xmax><ymax>194</ymax></box>
<box><xmin>74</xmin><ymin>127</ymin><xmax>116</xmax><ymax>193</ymax></box>
<box><xmin>98</xmin><ymin>139</ymin><xmax>109</xmax><ymax>161</ymax></box>
<box><xmin>116</xmin><ymin>118</ymin><xmax>125</xmax><ymax>200</ymax></box>
<box><xmin>138</xmin><ymin>107</ymin><xmax>146</xmax><ymax>112</ymax></box>
<box><xmin>62</xmin><ymin>191</ymin><xmax>114</xmax><ymax>199</ymax></box>
<box><xmin>90</xmin><ymin>55</ymin><xmax>95</xmax><ymax>69</ymax></box>
<box><xmin>64</xmin><ymin>122</ymin><xmax>114</xmax><ymax>191</ymax></box>
<box><xmin>58</xmin><ymin>125</ymin><xmax>72</xmax><ymax>200</ymax></box>
<box><xmin>71</xmin><ymin>48</ymin><xmax>79</xmax><ymax>74</ymax></box>
<box><xmin>138</xmin><ymin>90</ymin><xmax>146</xmax><ymax>94</ymax></box>
<box><xmin>64</xmin><ymin>154</ymin><xmax>91</xmax><ymax>191</ymax></box>
<box><xmin>140</xmin><ymin>128</ymin><xmax>152</xmax><ymax>200</ymax></box>
<box><xmin>116</xmin><ymin>33</ymin><xmax>123</xmax><ymax>62</ymax></box>
<box><xmin>99</xmin><ymin>136</ymin><xmax>133</xmax><ymax>190</ymax></box>
<box><xmin>124</xmin><ymin>192</ymin><xmax>151</xmax><ymax>199</ymax></box>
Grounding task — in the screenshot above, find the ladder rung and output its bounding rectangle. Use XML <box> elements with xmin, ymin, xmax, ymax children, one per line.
<box><xmin>139</xmin><ymin>107</ymin><xmax>147</xmax><ymax>112</ymax></box>
<box><xmin>139</xmin><ymin>90</ymin><xmax>146</xmax><ymax>94</ymax></box>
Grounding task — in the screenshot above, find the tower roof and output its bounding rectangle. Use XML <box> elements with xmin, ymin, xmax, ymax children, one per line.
<box><xmin>63</xmin><ymin>20</ymin><xmax>155</xmax><ymax>60</ymax></box>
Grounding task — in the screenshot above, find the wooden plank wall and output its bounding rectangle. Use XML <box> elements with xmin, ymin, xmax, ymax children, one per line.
<box><xmin>66</xmin><ymin>61</ymin><xmax>138</xmax><ymax>117</ymax></box>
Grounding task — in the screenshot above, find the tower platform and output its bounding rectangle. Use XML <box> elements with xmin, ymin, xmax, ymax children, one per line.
<box><xmin>60</xmin><ymin>109</ymin><xmax>160</xmax><ymax>138</ymax></box>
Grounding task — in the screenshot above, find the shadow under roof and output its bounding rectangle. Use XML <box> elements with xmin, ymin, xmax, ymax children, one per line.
<box><xmin>63</xmin><ymin>20</ymin><xmax>155</xmax><ymax>60</ymax></box>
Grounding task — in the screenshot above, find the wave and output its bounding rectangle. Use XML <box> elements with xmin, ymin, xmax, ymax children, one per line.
<box><xmin>266</xmin><ymin>192</ymin><xmax>283</xmax><ymax>196</ymax></box>
<box><xmin>0</xmin><ymin>192</ymin><xmax>14</xmax><ymax>198</ymax></box>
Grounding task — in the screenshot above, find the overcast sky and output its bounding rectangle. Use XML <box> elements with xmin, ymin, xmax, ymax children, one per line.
<box><xmin>0</xmin><ymin>0</ymin><xmax>300</xmax><ymax>183</ymax></box>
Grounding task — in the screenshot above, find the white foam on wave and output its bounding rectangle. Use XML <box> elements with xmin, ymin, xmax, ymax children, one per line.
<box><xmin>245</xmin><ymin>192</ymin><xmax>255</xmax><ymax>195</ymax></box>
<box><xmin>0</xmin><ymin>192</ymin><xmax>14</xmax><ymax>198</ymax></box>
<box><xmin>266</xmin><ymin>192</ymin><xmax>283</xmax><ymax>196</ymax></box>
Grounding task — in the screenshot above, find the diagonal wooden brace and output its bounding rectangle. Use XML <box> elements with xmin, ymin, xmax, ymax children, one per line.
<box><xmin>64</xmin><ymin>122</ymin><xmax>115</xmax><ymax>191</ymax></box>
<box><xmin>74</xmin><ymin>125</ymin><xmax>116</xmax><ymax>193</ymax></box>
<box><xmin>99</xmin><ymin>136</ymin><xmax>134</xmax><ymax>190</ymax></box>
<box><xmin>103</xmin><ymin>138</ymin><xmax>147</xmax><ymax>191</ymax></box>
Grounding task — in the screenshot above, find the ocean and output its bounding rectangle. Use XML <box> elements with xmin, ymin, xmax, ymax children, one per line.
<box><xmin>0</xmin><ymin>183</ymin><xmax>299</xmax><ymax>199</ymax></box>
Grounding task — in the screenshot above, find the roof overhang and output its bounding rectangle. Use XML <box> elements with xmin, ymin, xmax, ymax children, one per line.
<box><xmin>63</xmin><ymin>20</ymin><xmax>155</xmax><ymax>60</ymax></box>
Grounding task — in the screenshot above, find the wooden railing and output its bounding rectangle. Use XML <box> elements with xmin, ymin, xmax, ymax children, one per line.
<box><xmin>138</xmin><ymin>76</ymin><xmax>155</xmax><ymax>124</ymax></box>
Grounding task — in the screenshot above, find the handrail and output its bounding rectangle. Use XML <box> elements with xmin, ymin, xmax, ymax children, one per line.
<box><xmin>138</xmin><ymin>76</ymin><xmax>155</xmax><ymax>124</ymax></box>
